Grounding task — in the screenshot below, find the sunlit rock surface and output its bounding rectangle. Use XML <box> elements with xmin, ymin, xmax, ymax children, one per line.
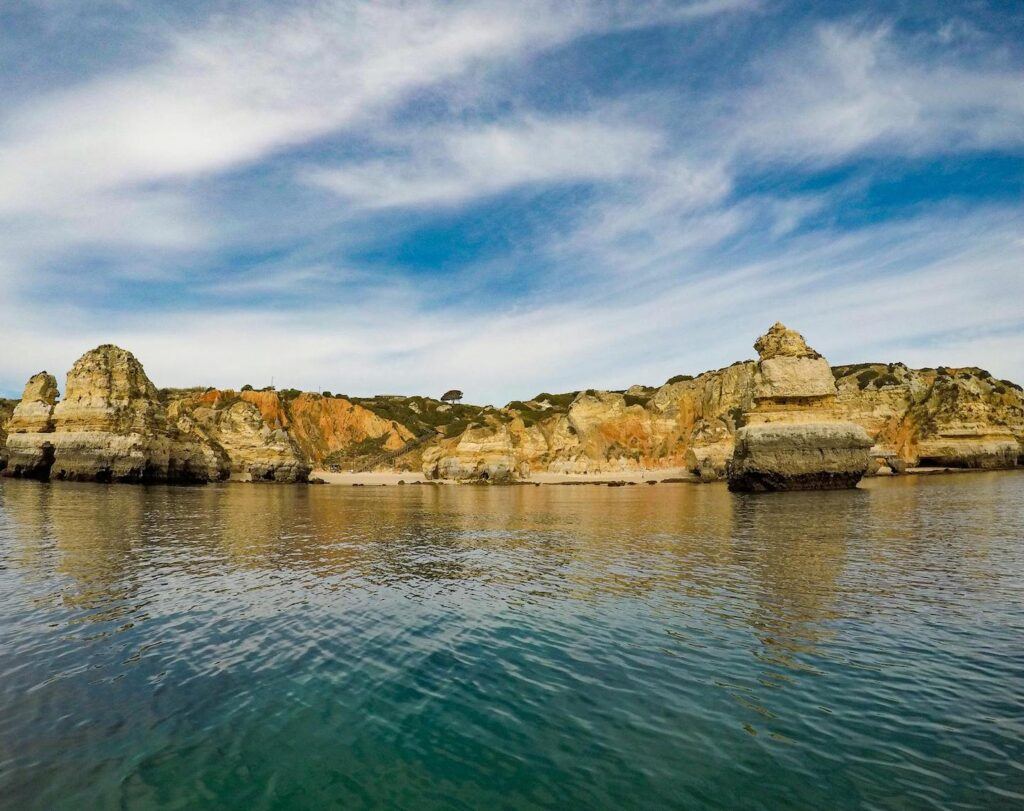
<box><xmin>3</xmin><ymin>326</ymin><xmax>1021</xmax><ymax>486</ymax></box>
<box><xmin>1</xmin><ymin>373</ymin><xmax>59</xmax><ymax>479</ymax></box>
<box><xmin>2</xmin><ymin>346</ymin><xmax>224</xmax><ymax>482</ymax></box>
<box><xmin>727</xmin><ymin>325</ymin><xmax>872</xmax><ymax>492</ymax></box>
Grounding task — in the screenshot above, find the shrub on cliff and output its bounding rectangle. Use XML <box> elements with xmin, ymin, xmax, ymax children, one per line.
<box><xmin>444</xmin><ymin>420</ymin><xmax>469</xmax><ymax>438</ymax></box>
<box><xmin>533</xmin><ymin>392</ymin><xmax>577</xmax><ymax>409</ymax></box>
<box><xmin>855</xmin><ymin>368</ymin><xmax>879</xmax><ymax>388</ymax></box>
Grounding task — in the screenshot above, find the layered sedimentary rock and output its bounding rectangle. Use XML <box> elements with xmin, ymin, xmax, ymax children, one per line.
<box><xmin>164</xmin><ymin>389</ymin><xmax>412</xmax><ymax>479</ymax></box>
<box><xmin>727</xmin><ymin>324</ymin><xmax>872</xmax><ymax>491</ymax></box>
<box><xmin>273</xmin><ymin>393</ymin><xmax>412</xmax><ymax>465</ymax></box>
<box><xmin>2</xmin><ymin>347</ymin><xmax>226</xmax><ymax>482</ymax></box>
<box><xmin>3</xmin><ymin>327</ymin><xmax>1021</xmax><ymax>487</ymax></box>
<box><xmin>167</xmin><ymin>390</ymin><xmax>310</xmax><ymax>482</ymax></box>
<box><xmin>2</xmin><ymin>373</ymin><xmax>59</xmax><ymax>478</ymax></box>
<box><xmin>422</xmin><ymin>365</ymin><xmax>757</xmax><ymax>481</ymax></box>
<box><xmin>418</xmin><ymin>326</ymin><xmax>1021</xmax><ymax>483</ymax></box>
<box><xmin>0</xmin><ymin>398</ymin><xmax>14</xmax><ymax>470</ymax></box>
<box><xmin>8</xmin><ymin>372</ymin><xmax>58</xmax><ymax>433</ymax></box>
<box><xmin>832</xmin><ymin>363</ymin><xmax>1023</xmax><ymax>469</ymax></box>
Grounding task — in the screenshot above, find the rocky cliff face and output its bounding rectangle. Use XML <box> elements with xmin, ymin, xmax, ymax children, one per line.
<box><xmin>7</xmin><ymin>373</ymin><xmax>58</xmax><ymax>433</ymax></box>
<box><xmin>165</xmin><ymin>391</ymin><xmax>307</xmax><ymax>482</ymax></box>
<box><xmin>2</xmin><ymin>372</ymin><xmax>60</xmax><ymax>479</ymax></box>
<box><xmin>832</xmin><ymin>363</ymin><xmax>1023</xmax><ymax>469</ymax></box>
<box><xmin>418</xmin><ymin>325</ymin><xmax>1022</xmax><ymax>482</ymax></box>
<box><xmin>422</xmin><ymin>362</ymin><xmax>758</xmax><ymax>481</ymax></box>
<box><xmin>727</xmin><ymin>323</ymin><xmax>873</xmax><ymax>492</ymax></box>
<box><xmin>2</xmin><ymin>346</ymin><xmax>226</xmax><ymax>483</ymax></box>
<box><xmin>3</xmin><ymin>329</ymin><xmax>1021</xmax><ymax>486</ymax></box>
<box><xmin>0</xmin><ymin>397</ymin><xmax>20</xmax><ymax>471</ymax></box>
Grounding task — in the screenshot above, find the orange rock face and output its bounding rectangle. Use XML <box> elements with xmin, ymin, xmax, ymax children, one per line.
<box><xmin>186</xmin><ymin>390</ymin><xmax>412</xmax><ymax>466</ymax></box>
<box><xmin>280</xmin><ymin>394</ymin><xmax>412</xmax><ymax>464</ymax></box>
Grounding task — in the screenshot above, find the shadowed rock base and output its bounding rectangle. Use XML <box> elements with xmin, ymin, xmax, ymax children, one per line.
<box><xmin>727</xmin><ymin>420</ymin><xmax>873</xmax><ymax>493</ymax></box>
<box><xmin>727</xmin><ymin>423</ymin><xmax>873</xmax><ymax>492</ymax></box>
<box><xmin>727</xmin><ymin>469</ymin><xmax>866</xmax><ymax>493</ymax></box>
<box><xmin>0</xmin><ymin>438</ymin><xmax>55</xmax><ymax>481</ymax></box>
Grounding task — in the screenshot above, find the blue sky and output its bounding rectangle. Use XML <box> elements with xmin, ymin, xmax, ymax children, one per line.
<box><xmin>1</xmin><ymin>0</ymin><xmax>1022</xmax><ymax>403</ymax></box>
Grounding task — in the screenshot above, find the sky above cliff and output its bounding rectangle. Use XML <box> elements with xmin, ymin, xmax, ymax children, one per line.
<box><xmin>1</xmin><ymin>0</ymin><xmax>1022</xmax><ymax>403</ymax></box>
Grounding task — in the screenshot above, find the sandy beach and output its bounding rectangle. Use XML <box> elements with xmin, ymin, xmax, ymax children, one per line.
<box><xmin>311</xmin><ymin>466</ymin><xmax>1013</xmax><ymax>486</ymax></box>
<box><xmin>312</xmin><ymin>467</ymin><xmax>698</xmax><ymax>486</ymax></box>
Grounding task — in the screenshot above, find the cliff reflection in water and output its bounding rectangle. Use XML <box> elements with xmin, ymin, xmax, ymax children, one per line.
<box><xmin>3</xmin><ymin>479</ymin><xmax>870</xmax><ymax>656</ymax></box>
<box><xmin>2</xmin><ymin>474</ymin><xmax>1022</xmax><ymax>811</ymax></box>
<box><xmin>0</xmin><ymin>476</ymin><xmax>1014</xmax><ymax>657</ymax></box>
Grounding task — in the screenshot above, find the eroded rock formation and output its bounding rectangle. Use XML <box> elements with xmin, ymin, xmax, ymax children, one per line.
<box><xmin>833</xmin><ymin>363</ymin><xmax>1021</xmax><ymax>470</ymax></box>
<box><xmin>2</xmin><ymin>327</ymin><xmax>1021</xmax><ymax>487</ymax></box>
<box><xmin>727</xmin><ymin>324</ymin><xmax>873</xmax><ymax>492</ymax></box>
<box><xmin>0</xmin><ymin>398</ymin><xmax>15</xmax><ymax>471</ymax></box>
<box><xmin>417</xmin><ymin>324</ymin><xmax>1021</xmax><ymax>484</ymax></box>
<box><xmin>2</xmin><ymin>373</ymin><xmax>59</xmax><ymax>478</ymax></box>
<box><xmin>168</xmin><ymin>390</ymin><xmax>309</xmax><ymax>483</ymax></box>
<box><xmin>2</xmin><ymin>347</ymin><xmax>225</xmax><ymax>482</ymax></box>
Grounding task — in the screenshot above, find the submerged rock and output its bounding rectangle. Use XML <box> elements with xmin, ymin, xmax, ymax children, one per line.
<box><xmin>727</xmin><ymin>325</ymin><xmax>872</xmax><ymax>492</ymax></box>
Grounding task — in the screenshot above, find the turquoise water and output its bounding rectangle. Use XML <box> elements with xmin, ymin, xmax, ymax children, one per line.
<box><xmin>1</xmin><ymin>474</ymin><xmax>1022</xmax><ymax>809</ymax></box>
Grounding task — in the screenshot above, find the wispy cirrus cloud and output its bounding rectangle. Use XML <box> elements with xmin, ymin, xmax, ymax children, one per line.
<box><xmin>729</xmin><ymin>23</ymin><xmax>1024</xmax><ymax>165</ymax></box>
<box><xmin>305</xmin><ymin>113</ymin><xmax>666</xmax><ymax>209</ymax></box>
<box><xmin>0</xmin><ymin>0</ymin><xmax>746</xmax><ymax>215</ymax></box>
<box><xmin>0</xmin><ymin>1</ymin><xmax>1021</xmax><ymax>403</ymax></box>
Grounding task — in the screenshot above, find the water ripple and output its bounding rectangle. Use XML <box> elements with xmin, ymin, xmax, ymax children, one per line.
<box><xmin>0</xmin><ymin>473</ymin><xmax>1022</xmax><ymax>809</ymax></box>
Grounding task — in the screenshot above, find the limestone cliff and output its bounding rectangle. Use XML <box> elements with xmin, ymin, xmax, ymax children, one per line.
<box><xmin>2</xmin><ymin>373</ymin><xmax>60</xmax><ymax>478</ymax></box>
<box><xmin>2</xmin><ymin>347</ymin><xmax>227</xmax><ymax>483</ymax></box>
<box><xmin>7</xmin><ymin>373</ymin><xmax>58</xmax><ymax>433</ymax></box>
<box><xmin>726</xmin><ymin>324</ymin><xmax>873</xmax><ymax>491</ymax></box>
<box><xmin>422</xmin><ymin>363</ymin><xmax>757</xmax><ymax>481</ymax></box>
<box><xmin>0</xmin><ymin>397</ymin><xmax>19</xmax><ymax>471</ymax></box>
<box><xmin>833</xmin><ymin>363</ymin><xmax>1023</xmax><ymax>469</ymax></box>
<box><xmin>418</xmin><ymin>325</ymin><xmax>1021</xmax><ymax>482</ymax></box>
<box><xmin>271</xmin><ymin>393</ymin><xmax>413</xmax><ymax>465</ymax></box>
<box><xmin>3</xmin><ymin>330</ymin><xmax>1021</xmax><ymax>486</ymax></box>
<box><xmin>166</xmin><ymin>391</ymin><xmax>308</xmax><ymax>483</ymax></box>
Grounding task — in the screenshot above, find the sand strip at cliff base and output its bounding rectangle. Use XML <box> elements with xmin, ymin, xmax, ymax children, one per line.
<box><xmin>313</xmin><ymin>471</ymin><xmax>428</xmax><ymax>486</ymax></box>
<box><xmin>528</xmin><ymin>468</ymin><xmax>696</xmax><ymax>484</ymax></box>
<box><xmin>312</xmin><ymin>468</ymin><xmax>698</xmax><ymax>486</ymax></box>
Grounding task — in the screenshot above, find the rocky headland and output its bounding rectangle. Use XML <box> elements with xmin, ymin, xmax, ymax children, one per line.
<box><xmin>1</xmin><ymin>325</ymin><xmax>1021</xmax><ymax>488</ymax></box>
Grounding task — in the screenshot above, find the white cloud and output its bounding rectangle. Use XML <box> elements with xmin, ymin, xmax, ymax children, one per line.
<box><xmin>0</xmin><ymin>0</ymin><xmax>751</xmax><ymax>295</ymax></box>
<box><xmin>306</xmin><ymin>113</ymin><xmax>665</xmax><ymax>208</ymax></box>
<box><xmin>3</xmin><ymin>204</ymin><xmax>1021</xmax><ymax>403</ymax></box>
<box><xmin>732</xmin><ymin>24</ymin><xmax>1024</xmax><ymax>164</ymax></box>
<box><xmin>1</xmin><ymin>5</ymin><xmax>1022</xmax><ymax>404</ymax></box>
<box><xmin>0</xmin><ymin>0</ymin><xmax>746</xmax><ymax>216</ymax></box>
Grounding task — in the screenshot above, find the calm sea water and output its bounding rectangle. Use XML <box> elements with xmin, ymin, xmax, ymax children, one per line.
<box><xmin>1</xmin><ymin>474</ymin><xmax>1022</xmax><ymax>810</ymax></box>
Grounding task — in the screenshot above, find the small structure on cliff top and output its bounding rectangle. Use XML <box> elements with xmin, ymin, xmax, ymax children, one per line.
<box><xmin>727</xmin><ymin>323</ymin><xmax>873</xmax><ymax>492</ymax></box>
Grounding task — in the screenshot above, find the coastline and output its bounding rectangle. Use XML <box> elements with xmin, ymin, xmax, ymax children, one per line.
<box><xmin>312</xmin><ymin>467</ymin><xmax>697</xmax><ymax>486</ymax></box>
<box><xmin>309</xmin><ymin>465</ymin><xmax>1016</xmax><ymax>486</ymax></box>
